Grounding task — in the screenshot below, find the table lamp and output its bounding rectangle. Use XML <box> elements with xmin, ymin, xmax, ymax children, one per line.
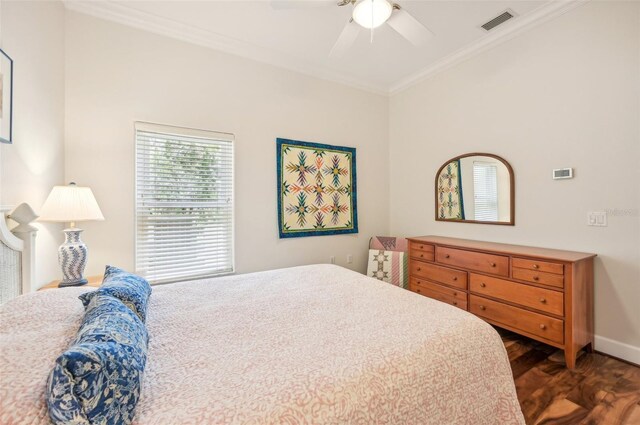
<box><xmin>39</xmin><ymin>182</ymin><xmax>105</xmax><ymax>287</ymax></box>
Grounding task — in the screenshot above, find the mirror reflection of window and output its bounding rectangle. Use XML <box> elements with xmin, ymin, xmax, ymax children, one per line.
<box><xmin>472</xmin><ymin>162</ymin><xmax>499</xmax><ymax>221</ymax></box>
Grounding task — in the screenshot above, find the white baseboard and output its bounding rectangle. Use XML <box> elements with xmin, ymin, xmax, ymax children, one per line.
<box><xmin>594</xmin><ymin>335</ymin><xmax>640</xmax><ymax>365</ymax></box>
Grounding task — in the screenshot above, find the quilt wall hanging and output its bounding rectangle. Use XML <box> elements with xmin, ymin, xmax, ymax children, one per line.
<box><xmin>277</xmin><ymin>138</ymin><xmax>358</xmax><ymax>238</ymax></box>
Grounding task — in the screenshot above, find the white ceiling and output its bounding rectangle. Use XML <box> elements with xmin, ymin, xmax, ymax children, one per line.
<box><xmin>65</xmin><ymin>0</ymin><xmax>580</xmax><ymax>94</ymax></box>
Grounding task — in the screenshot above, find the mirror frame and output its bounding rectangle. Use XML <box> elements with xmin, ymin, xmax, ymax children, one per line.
<box><xmin>434</xmin><ymin>152</ymin><xmax>515</xmax><ymax>226</ymax></box>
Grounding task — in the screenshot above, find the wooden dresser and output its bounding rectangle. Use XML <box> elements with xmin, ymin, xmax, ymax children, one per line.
<box><xmin>407</xmin><ymin>236</ymin><xmax>596</xmax><ymax>369</ymax></box>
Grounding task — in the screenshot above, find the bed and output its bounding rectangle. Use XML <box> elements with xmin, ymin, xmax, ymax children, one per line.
<box><xmin>1</xmin><ymin>262</ymin><xmax>524</xmax><ymax>424</ymax></box>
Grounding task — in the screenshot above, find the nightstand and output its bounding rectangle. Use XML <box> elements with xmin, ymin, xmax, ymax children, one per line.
<box><xmin>39</xmin><ymin>275</ymin><xmax>103</xmax><ymax>290</ymax></box>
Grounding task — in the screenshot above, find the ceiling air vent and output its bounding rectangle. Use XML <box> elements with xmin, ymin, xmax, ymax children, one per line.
<box><xmin>481</xmin><ymin>10</ymin><xmax>515</xmax><ymax>31</ymax></box>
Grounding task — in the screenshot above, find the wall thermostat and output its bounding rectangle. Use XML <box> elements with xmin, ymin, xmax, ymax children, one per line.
<box><xmin>552</xmin><ymin>168</ymin><xmax>573</xmax><ymax>180</ymax></box>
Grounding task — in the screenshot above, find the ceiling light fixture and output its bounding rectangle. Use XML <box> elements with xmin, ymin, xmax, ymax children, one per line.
<box><xmin>352</xmin><ymin>0</ymin><xmax>393</xmax><ymax>29</ymax></box>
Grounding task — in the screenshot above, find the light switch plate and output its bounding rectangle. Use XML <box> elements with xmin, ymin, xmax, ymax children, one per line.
<box><xmin>587</xmin><ymin>211</ymin><xmax>607</xmax><ymax>227</ymax></box>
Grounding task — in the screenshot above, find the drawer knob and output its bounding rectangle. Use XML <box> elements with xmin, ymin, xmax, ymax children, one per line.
<box><xmin>480</xmin><ymin>282</ymin><xmax>486</xmax><ymax>288</ymax></box>
<box><xmin>453</xmin><ymin>276</ymin><xmax>458</xmax><ymax>281</ymax></box>
<box><xmin>540</xmin><ymin>298</ymin><xmax>546</xmax><ymax>303</ymax></box>
<box><xmin>533</xmin><ymin>276</ymin><xmax>540</xmax><ymax>281</ymax></box>
<box><xmin>420</xmin><ymin>245</ymin><xmax>424</xmax><ymax>249</ymax></box>
<box><xmin>490</xmin><ymin>262</ymin><xmax>496</xmax><ymax>267</ymax></box>
<box><xmin>445</xmin><ymin>254</ymin><xmax>450</xmax><ymax>259</ymax></box>
<box><xmin>420</xmin><ymin>254</ymin><xmax>424</xmax><ymax>258</ymax></box>
<box><xmin>416</xmin><ymin>289</ymin><xmax>421</xmax><ymax>293</ymax></box>
<box><xmin>417</xmin><ymin>267</ymin><xmax>421</xmax><ymax>272</ymax></box>
<box><xmin>533</xmin><ymin>264</ymin><xmax>540</xmax><ymax>269</ymax></box>
<box><xmin>453</xmin><ymin>291</ymin><xmax>457</xmax><ymax>296</ymax></box>
<box><xmin>540</xmin><ymin>324</ymin><xmax>546</xmax><ymax>330</ymax></box>
<box><xmin>452</xmin><ymin>301</ymin><xmax>457</xmax><ymax>306</ymax></box>
<box><xmin>479</xmin><ymin>305</ymin><xmax>486</xmax><ymax>310</ymax></box>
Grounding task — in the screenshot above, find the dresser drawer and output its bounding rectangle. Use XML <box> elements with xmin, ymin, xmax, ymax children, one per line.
<box><xmin>410</xmin><ymin>242</ymin><xmax>435</xmax><ymax>254</ymax></box>
<box><xmin>512</xmin><ymin>258</ymin><xmax>564</xmax><ymax>275</ymax></box>
<box><xmin>410</xmin><ymin>277</ymin><xmax>466</xmax><ymax>301</ymax></box>
<box><xmin>470</xmin><ymin>295</ymin><xmax>564</xmax><ymax>345</ymax></box>
<box><xmin>469</xmin><ymin>274</ymin><xmax>563</xmax><ymax>316</ymax></box>
<box><xmin>436</xmin><ymin>246</ymin><xmax>509</xmax><ymax>277</ymax></box>
<box><xmin>410</xmin><ymin>261</ymin><xmax>467</xmax><ymax>290</ymax></box>
<box><xmin>411</xmin><ymin>282</ymin><xmax>468</xmax><ymax>310</ymax></box>
<box><xmin>512</xmin><ymin>268</ymin><xmax>564</xmax><ymax>289</ymax></box>
<box><xmin>410</xmin><ymin>243</ymin><xmax>435</xmax><ymax>262</ymax></box>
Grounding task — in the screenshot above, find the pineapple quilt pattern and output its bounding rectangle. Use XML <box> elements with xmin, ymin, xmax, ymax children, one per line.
<box><xmin>277</xmin><ymin>138</ymin><xmax>358</xmax><ymax>238</ymax></box>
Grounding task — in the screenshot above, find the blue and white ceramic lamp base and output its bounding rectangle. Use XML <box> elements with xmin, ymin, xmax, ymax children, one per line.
<box><xmin>58</xmin><ymin>228</ymin><xmax>89</xmax><ymax>287</ymax></box>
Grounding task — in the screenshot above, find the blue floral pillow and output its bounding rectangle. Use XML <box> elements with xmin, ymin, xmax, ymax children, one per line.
<box><xmin>79</xmin><ymin>265</ymin><xmax>152</xmax><ymax>322</ymax></box>
<box><xmin>47</xmin><ymin>293</ymin><xmax>148</xmax><ymax>425</ymax></box>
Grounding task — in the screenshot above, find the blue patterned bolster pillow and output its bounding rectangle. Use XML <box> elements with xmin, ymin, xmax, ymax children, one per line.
<box><xmin>47</xmin><ymin>293</ymin><xmax>149</xmax><ymax>425</ymax></box>
<box><xmin>79</xmin><ymin>265</ymin><xmax>152</xmax><ymax>322</ymax></box>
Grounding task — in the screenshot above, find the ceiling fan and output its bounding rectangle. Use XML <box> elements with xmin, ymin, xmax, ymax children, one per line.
<box><xmin>271</xmin><ymin>0</ymin><xmax>434</xmax><ymax>58</ymax></box>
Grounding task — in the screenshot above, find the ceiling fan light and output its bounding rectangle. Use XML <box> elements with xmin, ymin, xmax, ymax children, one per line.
<box><xmin>352</xmin><ymin>0</ymin><xmax>393</xmax><ymax>29</ymax></box>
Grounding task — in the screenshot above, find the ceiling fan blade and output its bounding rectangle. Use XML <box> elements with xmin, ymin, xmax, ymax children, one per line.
<box><xmin>386</xmin><ymin>7</ymin><xmax>433</xmax><ymax>47</ymax></box>
<box><xmin>329</xmin><ymin>20</ymin><xmax>360</xmax><ymax>58</ymax></box>
<box><xmin>270</xmin><ymin>0</ymin><xmax>334</xmax><ymax>10</ymax></box>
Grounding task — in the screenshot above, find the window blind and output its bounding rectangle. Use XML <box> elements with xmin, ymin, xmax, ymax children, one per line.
<box><xmin>473</xmin><ymin>162</ymin><xmax>499</xmax><ymax>222</ymax></box>
<box><xmin>135</xmin><ymin>122</ymin><xmax>234</xmax><ymax>284</ymax></box>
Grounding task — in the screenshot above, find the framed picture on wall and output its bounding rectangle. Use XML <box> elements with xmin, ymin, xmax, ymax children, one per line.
<box><xmin>0</xmin><ymin>48</ymin><xmax>13</xmax><ymax>144</ymax></box>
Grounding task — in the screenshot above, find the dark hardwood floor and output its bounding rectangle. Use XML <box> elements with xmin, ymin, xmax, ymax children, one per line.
<box><xmin>499</xmin><ymin>328</ymin><xmax>640</xmax><ymax>425</ymax></box>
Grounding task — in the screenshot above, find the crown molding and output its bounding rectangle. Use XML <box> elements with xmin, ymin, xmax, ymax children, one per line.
<box><xmin>64</xmin><ymin>0</ymin><xmax>587</xmax><ymax>97</ymax></box>
<box><xmin>62</xmin><ymin>0</ymin><xmax>389</xmax><ymax>96</ymax></box>
<box><xmin>389</xmin><ymin>0</ymin><xmax>588</xmax><ymax>95</ymax></box>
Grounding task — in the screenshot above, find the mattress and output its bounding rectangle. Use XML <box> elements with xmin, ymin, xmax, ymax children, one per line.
<box><xmin>0</xmin><ymin>264</ymin><xmax>524</xmax><ymax>424</ymax></box>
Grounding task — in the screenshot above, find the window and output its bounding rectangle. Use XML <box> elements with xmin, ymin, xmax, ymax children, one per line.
<box><xmin>135</xmin><ymin>122</ymin><xmax>234</xmax><ymax>284</ymax></box>
<box><xmin>473</xmin><ymin>161</ymin><xmax>499</xmax><ymax>221</ymax></box>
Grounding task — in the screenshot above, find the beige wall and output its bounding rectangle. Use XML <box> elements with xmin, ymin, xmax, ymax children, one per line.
<box><xmin>64</xmin><ymin>11</ymin><xmax>390</xmax><ymax>279</ymax></box>
<box><xmin>0</xmin><ymin>0</ymin><xmax>65</xmax><ymax>286</ymax></box>
<box><xmin>390</xmin><ymin>1</ymin><xmax>640</xmax><ymax>360</ymax></box>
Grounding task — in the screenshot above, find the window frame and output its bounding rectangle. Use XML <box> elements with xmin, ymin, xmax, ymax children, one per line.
<box><xmin>134</xmin><ymin>121</ymin><xmax>235</xmax><ymax>284</ymax></box>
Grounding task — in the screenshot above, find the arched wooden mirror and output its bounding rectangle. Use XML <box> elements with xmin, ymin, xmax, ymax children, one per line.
<box><xmin>435</xmin><ymin>153</ymin><xmax>514</xmax><ymax>225</ymax></box>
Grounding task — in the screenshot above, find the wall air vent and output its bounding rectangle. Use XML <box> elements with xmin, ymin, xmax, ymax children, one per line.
<box><xmin>481</xmin><ymin>10</ymin><xmax>515</xmax><ymax>31</ymax></box>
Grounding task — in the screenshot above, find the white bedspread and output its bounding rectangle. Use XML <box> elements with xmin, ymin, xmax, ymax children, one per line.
<box><xmin>0</xmin><ymin>264</ymin><xmax>524</xmax><ymax>424</ymax></box>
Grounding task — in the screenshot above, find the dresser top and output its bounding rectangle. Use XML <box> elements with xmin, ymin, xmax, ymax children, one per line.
<box><xmin>407</xmin><ymin>236</ymin><xmax>596</xmax><ymax>262</ymax></box>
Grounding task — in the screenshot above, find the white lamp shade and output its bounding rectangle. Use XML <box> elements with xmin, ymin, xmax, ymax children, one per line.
<box><xmin>39</xmin><ymin>184</ymin><xmax>105</xmax><ymax>223</ymax></box>
<box><xmin>352</xmin><ymin>0</ymin><xmax>393</xmax><ymax>29</ymax></box>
